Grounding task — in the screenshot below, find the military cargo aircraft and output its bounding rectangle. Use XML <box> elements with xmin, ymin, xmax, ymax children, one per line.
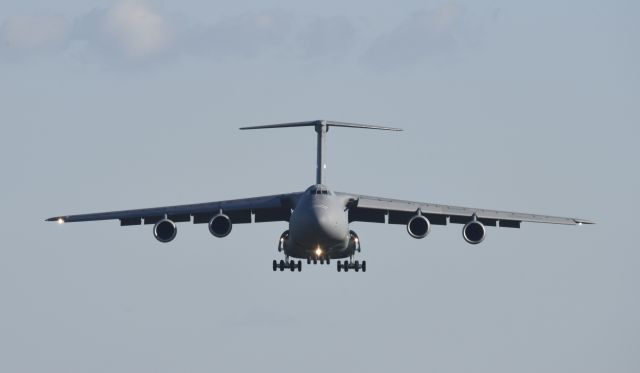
<box><xmin>47</xmin><ymin>120</ymin><xmax>593</xmax><ymax>272</ymax></box>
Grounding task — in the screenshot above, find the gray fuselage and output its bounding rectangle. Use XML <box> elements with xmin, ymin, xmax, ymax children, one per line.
<box><xmin>286</xmin><ymin>185</ymin><xmax>354</xmax><ymax>259</ymax></box>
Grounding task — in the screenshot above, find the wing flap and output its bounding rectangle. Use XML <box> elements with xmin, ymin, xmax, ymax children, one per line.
<box><xmin>48</xmin><ymin>192</ymin><xmax>302</xmax><ymax>225</ymax></box>
<box><xmin>348</xmin><ymin>208</ymin><xmax>386</xmax><ymax>223</ymax></box>
<box><xmin>341</xmin><ymin>192</ymin><xmax>593</xmax><ymax>227</ymax></box>
<box><xmin>120</xmin><ymin>218</ymin><xmax>142</xmax><ymax>226</ymax></box>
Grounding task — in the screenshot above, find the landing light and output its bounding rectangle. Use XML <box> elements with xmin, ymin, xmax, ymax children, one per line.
<box><xmin>57</xmin><ymin>218</ymin><xmax>64</xmax><ymax>224</ymax></box>
<box><xmin>315</xmin><ymin>247</ymin><xmax>322</xmax><ymax>256</ymax></box>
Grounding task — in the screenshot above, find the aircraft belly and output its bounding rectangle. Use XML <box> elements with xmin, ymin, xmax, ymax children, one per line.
<box><xmin>287</xmin><ymin>199</ymin><xmax>349</xmax><ymax>258</ymax></box>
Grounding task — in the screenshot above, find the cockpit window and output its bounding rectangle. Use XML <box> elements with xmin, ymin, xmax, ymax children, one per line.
<box><xmin>306</xmin><ymin>185</ymin><xmax>331</xmax><ymax>195</ymax></box>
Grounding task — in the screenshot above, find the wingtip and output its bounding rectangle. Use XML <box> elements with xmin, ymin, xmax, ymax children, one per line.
<box><xmin>575</xmin><ymin>219</ymin><xmax>595</xmax><ymax>225</ymax></box>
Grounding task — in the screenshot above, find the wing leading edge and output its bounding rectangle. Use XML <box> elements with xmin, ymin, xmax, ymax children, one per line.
<box><xmin>46</xmin><ymin>192</ymin><xmax>302</xmax><ymax>226</ymax></box>
<box><xmin>341</xmin><ymin>193</ymin><xmax>594</xmax><ymax>228</ymax></box>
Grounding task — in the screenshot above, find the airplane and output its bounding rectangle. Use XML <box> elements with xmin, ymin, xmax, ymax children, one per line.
<box><xmin>47</xmin><ymin>120</ymin><xmax>593</xmax><ymax>273</ymax></box>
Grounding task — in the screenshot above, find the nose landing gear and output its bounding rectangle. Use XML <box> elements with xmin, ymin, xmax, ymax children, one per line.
<box><xmin>307</xmin><ymin>255</ymin><xmax>330</xmax><ymax>265</ymax></box>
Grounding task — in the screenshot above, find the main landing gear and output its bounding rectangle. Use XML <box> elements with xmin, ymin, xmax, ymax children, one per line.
<box><xmin>337</xmin><ymin>258</ymin><xmax>366</xmax><ymax>273</ymax></box>
<box><xmin>272</xmin><ymin>258</ymin><xmax>302</xmax><ymax>272</ymax></box>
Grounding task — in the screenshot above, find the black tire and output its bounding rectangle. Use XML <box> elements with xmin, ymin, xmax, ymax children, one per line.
<box><xmin>279</xmin><ymin>260</ymin><xmax>285</xmax><ymax>271</ymax></box>
<box><xmin>313</xmin><ymin>259</ymin><xmax>317</xmax><ymax>265</ymax></box>
<box><xmin>290</xmin><ymin>262</ymin><xmax>295</xmax><ymax>272</ymax></box>
<box><xmin>337</xmin><ymin>261</ymin><xmax>341</xmax><ymax>272</ymax></box>
<box><xmin>327</xmin><ymin>258</ymin><xmax>330</xmax><ymax>265</ymax></box>
<box><xmin>344</xmin><ymin>260</ymin><xmax>349</xmax><ymax>272</ymax></box>
<box><xmin>297</xmin><ymin>261</ymin><xmax>302</xmax><ymax>272</ymax></box>
<box><xmin>272</xmin><ymin>260</ymin><xmax>277</xmax><ymax>271</ymax></box>
<box><xmin>355</xmin><ymin>260</ymin><xmax>360</xmax><ymax>272</ymax></box>
<box><xmin>307</xmin><ymin>258</ymin><xmax>311</xmax><ymax>265</ymax></box>
<box><xmin>362</xmin><ymin>260</ymin><xmax>367</xmax><ymax>272</ymax></box>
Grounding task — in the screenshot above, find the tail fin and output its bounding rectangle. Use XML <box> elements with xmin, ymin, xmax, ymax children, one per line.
<box><xmin>240</xmin><ymin>120</ymin><xmax>402</xmax><ymax>131</ymax></box>
<box><xmin>240</xmin><ymin>120</ymin><xmax>402</xmax><ymax>184</ymax></box>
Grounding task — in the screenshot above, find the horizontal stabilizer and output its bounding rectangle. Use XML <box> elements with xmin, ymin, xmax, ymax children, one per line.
<box><xmin>240</xmin><ymin>120</ymin><xmax>402</xmax><ymax>131</ymax></box>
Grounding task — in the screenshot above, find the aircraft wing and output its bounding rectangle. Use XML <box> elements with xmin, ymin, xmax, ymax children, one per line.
<box><xmin>342</xmin><ymin>193</ymin><xmax>594</xmax><ymax>228</ymax></box>
<box><xmin>46</xmin><ymin>192</ymin><xmax>302</xmax><ymax>226</ymax></box>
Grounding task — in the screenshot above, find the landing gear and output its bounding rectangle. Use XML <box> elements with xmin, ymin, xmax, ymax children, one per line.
<box><xmin>273</xmin><ymin>259</ymin><xmax>301</xmax><ymax>272</ymax></box>
<box><xmin>337</xmin><ymin>259</ymin><xmax>367</xmax><ymax>273</ymax></box>
<box><xmin>309</xmin><ymin>254</ymin><xmax>330</xmax><ymax>265</ymax></box>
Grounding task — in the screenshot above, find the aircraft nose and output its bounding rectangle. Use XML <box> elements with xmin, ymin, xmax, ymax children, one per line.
<box><xmin>311</xmin><ymin>204</ymin><xmax>344</xmax><ymax>242</ymax></box>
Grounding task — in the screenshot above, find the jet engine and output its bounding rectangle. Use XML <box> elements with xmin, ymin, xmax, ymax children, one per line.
<box><xmin>463</xmin><ymin>220</ymin><xmax>486</xmax><ymax>244</ymax></box>
<box><xmin>407</xmin><ymin>214</ymin><xmax>431</xmax><ymax>239</ymax></box>
<box><xmin>154</xmin><ymin>218</ymin><xmax>177</xmax><ymax>243</ymax></box>
<box><xmin>209</xmin><ymin>213</ymin><xmax>232</xmax><ymax>238</ymax></box>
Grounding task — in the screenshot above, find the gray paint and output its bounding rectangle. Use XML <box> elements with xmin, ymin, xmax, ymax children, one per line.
<box><xmin>47</xmin><ymin>122</ymin><xmax>593</xmax><ymax>269</ymax></box>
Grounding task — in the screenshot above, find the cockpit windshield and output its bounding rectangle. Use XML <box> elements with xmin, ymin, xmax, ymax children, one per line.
<box><xmin>306</xmin><ymin>185</ymin><xmax>331</xmax><ymax>195</ymax></box>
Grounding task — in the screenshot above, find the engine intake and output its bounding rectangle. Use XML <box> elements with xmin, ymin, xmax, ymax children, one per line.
<box><xmin>463</xmin><ymin>220</ymin><xmax>485</xmax><ymax>244</ymax></box>
<box><xmin>407</xmin><ymin>215</ymin><xmax>431</xmax><ymax>239</ymax></box>
<box><xmin>209</xmin><ymin>213</ymin><xmax>232</xmax><ymax>238</ymax></box>
<box><xmin>154</xmin><ymin>218</ymin><xmax>177</xmax><ymax>243</ymax></box>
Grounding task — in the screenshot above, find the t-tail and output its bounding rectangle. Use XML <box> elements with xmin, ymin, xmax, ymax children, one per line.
<box><xmin>240</xmin><ymin>120</ymin><xmax>402</xmax><ymax>185</ymax></box>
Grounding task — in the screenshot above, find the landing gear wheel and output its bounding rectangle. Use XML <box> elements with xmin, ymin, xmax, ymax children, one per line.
<box><xmin>272</xmin><ymin>260</ymin><xmax>277</xmax><ymax>271</ymax></box>
<box><xmin>355</xmin><ymin>260</ymin><xmax>360</xmax><ymax>272</ymax></box>
<box><xmin>297</xmin><ymin>261</ymin><xmax>302</xmax><ymax>272</ymax></box>
<box><xmin>362</xmin><ymin>260</ymin><xmax>367</xmax><ymax>272</ymax></box>
<box><xmin>327</xmin><ymin>258</ymin><xmax>330</xmax><ymax>265</ymax></box>
<box><xmin>343</xmin><ymin>260</ymin><xmax>349</xmax><ymax>272</ymax></box>
<box><xmin>279</xmin><ymin>260</ymin><xmax>285</xmax><ymax>271</ymax></box>
<box><xmin>313</xmin><ymin>259</ymin><xmax>317</xmax><ymax>265</ymax></box>
<box><xmin>289</xmin><ymin>262</ymin><xmax>295</xmax><ymax>272</ymax></box>
<box><xmin>307</xmin><ymin>258</ymin><xmax>311</xmax><ymax>265</ymax></box>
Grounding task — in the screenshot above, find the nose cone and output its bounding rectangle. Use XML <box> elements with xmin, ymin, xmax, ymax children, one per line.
<box><xmin>309</xmin><ymin>203</ymin><xmax>346</xmax><ymax>244</ymax></box>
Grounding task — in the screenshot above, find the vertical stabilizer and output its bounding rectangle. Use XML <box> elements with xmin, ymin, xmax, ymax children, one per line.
<box><xmin>240</xmin><ymin>120</ymin><xmax>402</xmax><ymax>185</ymax></box>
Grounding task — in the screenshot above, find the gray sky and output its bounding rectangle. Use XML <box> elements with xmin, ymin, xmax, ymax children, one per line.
<box><xmin>1</xmin><ymin>0</ymin><xmax>638</xmax><ymax>372</ymax></box>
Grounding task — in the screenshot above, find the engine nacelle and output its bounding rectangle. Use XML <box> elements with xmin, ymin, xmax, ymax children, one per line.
<box><xmin>154</xmin><ymin>218</ymin><xmax>177</xmax><ymax>243</ymax></box>
<box><xmin>407</xmin><ymin>215</ymin><xmax>431</xmax><ymax>239</ymax></box>
<box><xmin>209</xmin><ymin>213</ymin><xmax>232</xmax><ymax>238</ymax></box>
<box><xmin>463</xmin><ymin>220</ymin><xmax>486</xmax><ymax>244</ymax></box>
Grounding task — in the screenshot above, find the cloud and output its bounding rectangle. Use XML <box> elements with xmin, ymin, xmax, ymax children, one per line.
<box><xmin>296</xmin><ymin>16</ymin><xmax>357</xmax><ymax>60</ymax></box>
<box><xmin>104</xmin><ymin>1</ymin><xmax>174</xmax><ymax>59</ymax></box>
<box><xmin>0</xmin><ymin>1</ymin><xmax>174</xmax><ymax>63</ymax></box>
<box><xmin>189</xmin><ymin>9</ymin><xmax>293</xmax><ymax>59</ymax></box>
<box><xmin>0</xmin><ymin>2</ymin><xmax>479</xmax><ymax>68</ymax></box>
<box><xmin>361</xmin><ymin>2</ymin><xmax>472</xmax><ymax>70</ymax></box>
<box><xmin>1</xmin><ymin>14</ymin><xmax>70</xmax><ymax>50</ymax></box>
<box><xmin>69</xmin><ymin>0</ymin><xmax>175</xmax><ymax>63</ymax></box>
